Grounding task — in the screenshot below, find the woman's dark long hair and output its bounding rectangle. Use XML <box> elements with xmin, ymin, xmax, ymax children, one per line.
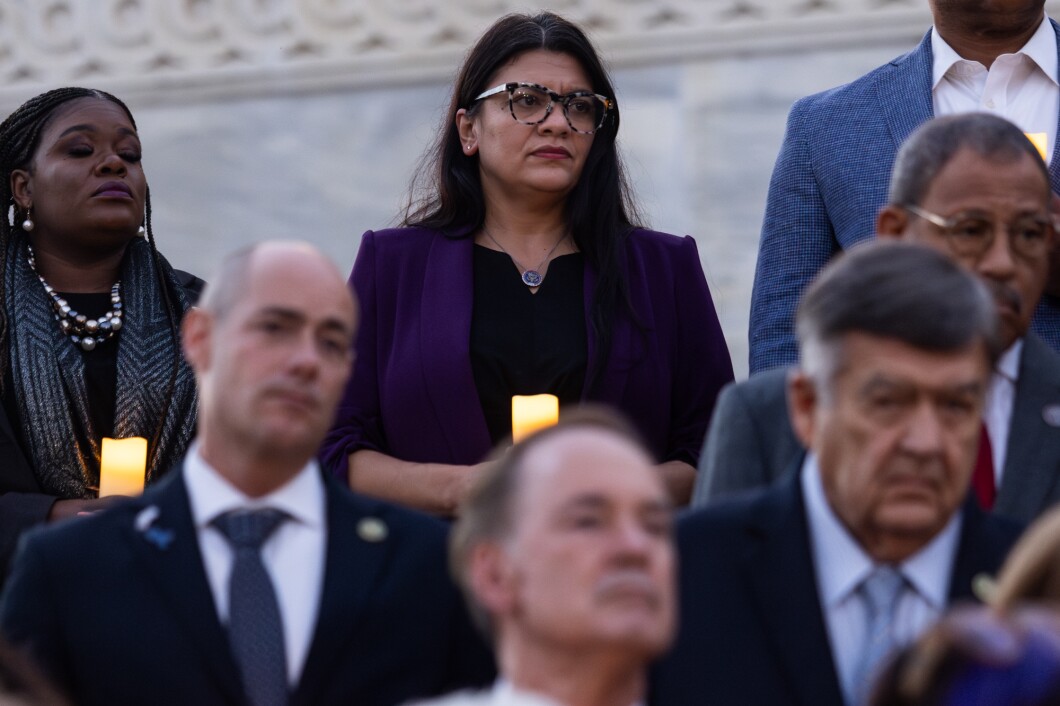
<box><xmin>404</xmin><ymin>12</ymin><xmax>643</xmax><ymax>390</ymax></box>
<box><xmin>0</xmin><ymin>87</ymin><xmax>183</xmax><ymax>465</ymax></box>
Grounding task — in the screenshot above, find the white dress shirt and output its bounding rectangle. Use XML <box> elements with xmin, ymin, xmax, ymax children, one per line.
<box><xmin>932</xmin><ymin>16</ymin><xmax>1059</xmax><ymax>165</ymax></box>
<box><xmin>801</xmin><ymin>455</ymin><xmax>961</xmax><ymax>704</ymax></box>
<box><xmin>412</xmin><ymin>680</ymin><xmax>643</xmax><ymax>706</ymax></box>
<box><xmin>985</xmin><ymin>340</ymin><xmax>1023</xmax><ymax>486</ymax></box>
<box><xmin>183</xmin><ymin>441</ymin><xmax>327</xmax><ymax>686</ymax></box>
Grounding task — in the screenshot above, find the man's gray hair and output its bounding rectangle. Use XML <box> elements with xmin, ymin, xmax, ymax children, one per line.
<box><xmin>796</xmin><ymin>241</ymin><xmax>1002</xmax><ymax>387</ymax></box>
<box><xmin>888</xmin><ymin>112</ymin><xmax>1049</xmax><ymax>207</ymax></box>
<box><xmin>449</xmin><ymin>407</ymin><xmax>649</xmax><ymax>638</ymax></box>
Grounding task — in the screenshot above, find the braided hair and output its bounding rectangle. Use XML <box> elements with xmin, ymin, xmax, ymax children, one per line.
<box><xmin>0</xmin><ymin>87</ymin><xmax>183</xmax><ymax>465</ymax></box>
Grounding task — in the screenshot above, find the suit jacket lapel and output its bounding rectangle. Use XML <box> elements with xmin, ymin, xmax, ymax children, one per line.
<box><xmin>419</xmin><ymin>231</ymin><xmax>492</xmax><ymax>460</ymax></box>
<box><xmin>875</xmin><ymin>32</ymin><xmax>935</xmax><ymax>155</ymax></box>
<box><xmin>126</xmin><ymin>467</ymin><xmax>244</xmax><ymax>703</ymax></box>
<box><xmin>949</xmin><ymin>498</ymin><xmax>1021</xmax><ymax>601</ymax></box>
<box><xmin>742</xmin><ymin>469</ymin><xmax>845</xmax><ymax>706</ymax></box>
<box><xmin>293</xmin><ymin>482</ymin><xmax>390</xmax><ymax>704</ymax></box>
<box><xmin>996</xmin><ymin>335</ymin><xmax>1060</xmax><ymax>521</ymax></box>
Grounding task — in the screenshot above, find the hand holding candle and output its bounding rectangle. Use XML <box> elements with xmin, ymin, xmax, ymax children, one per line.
<box><xmin>99</xmin><ymin>437</ymin><xmax>148</xmax><ymax>497</ymax></box>
<box><xmin>511</xmin><ymin>394</ymin><xmax>559</xmax><ymax>443</ymax></box>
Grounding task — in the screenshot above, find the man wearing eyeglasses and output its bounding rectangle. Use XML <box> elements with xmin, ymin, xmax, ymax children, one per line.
<box><xmin>696</xmin><ymin>113</ymin><xmax>1060</xmax><ymax>526</ymax></box>
<box><xmin>749</xmin><ymin>0</ymin><xmax>1060</xmax><ymax>375</ymax></box>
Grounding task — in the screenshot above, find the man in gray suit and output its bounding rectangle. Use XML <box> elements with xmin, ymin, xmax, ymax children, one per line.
<box><xmin>697</xmin><ymin>113</ymin><xmax>1060</xmax><ymax>525</ymax></box>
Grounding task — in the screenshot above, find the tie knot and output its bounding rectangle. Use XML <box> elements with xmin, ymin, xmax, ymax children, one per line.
<box><xmin>861</xmin><ymin>565</ymin><xmax>905</xmax><ymax>617</ymax></box>
<box><xmin>212</xmin><ymin>508</ymin><xmax>289</xmax><ymax>550</ymax></box>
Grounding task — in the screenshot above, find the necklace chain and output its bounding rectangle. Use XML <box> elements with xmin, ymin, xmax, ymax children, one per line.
<box><xmin>26</xmin><ymin>245</ymin><xmax>124</xmax><ymax>352</ymax></box>
<box><xmin>482</xmin><ymin>227</ymin><xmax>568</xmax><ymax>288</ymax></box>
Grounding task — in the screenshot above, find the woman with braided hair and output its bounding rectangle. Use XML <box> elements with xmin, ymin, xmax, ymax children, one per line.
<box><xmin>0</xmin><ymin>87</ymin><xmax>201</xmax><ymax>574</ymax></box>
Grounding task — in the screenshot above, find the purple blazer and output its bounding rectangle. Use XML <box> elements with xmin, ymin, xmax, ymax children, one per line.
<box><xmin>320</xmin><ymin>227</ymin><xmax>734</xmax><ymax>476</ymax></box>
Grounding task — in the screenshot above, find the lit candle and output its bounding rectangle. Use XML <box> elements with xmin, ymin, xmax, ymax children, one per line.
<box><xmin>1025</xmin><ymin>132</ymin><xmax>1049</xmax><ymax>161</ymax></box>
<box><xmin>99</xmin><ymin>437</ymin><xmax>148</xmax><ymax>497</ymax></box>
<box><xmin>511</xmin><ymin>394</ymin><xmax>559</xmax><ymax>443</ymax></box>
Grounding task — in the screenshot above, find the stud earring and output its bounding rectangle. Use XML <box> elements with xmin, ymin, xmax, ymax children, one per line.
<box><xmin>466</xmin><ymin>144</ymin><xmax>473</xmax><ymax>152</ymax></box>
<box><xmin>21</xmin><ymin>207</ymin><xmax>33</xmax><ymax>233</ymax></box>
<box><xmin>137</xmin><ymin>225</ymin><xmax>145</xmax><ymax>236</ymax></box>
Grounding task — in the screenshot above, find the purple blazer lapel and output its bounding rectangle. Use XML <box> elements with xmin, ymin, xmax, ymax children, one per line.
<box><xmin>419</xmin><ymin>233</ymin><xmax>492</xmax><ymax>461</ymax></box>
<box><xmin>876</xmin><ymin>31</ymin><xmax>935</xmax><ymax>154</ymax></box>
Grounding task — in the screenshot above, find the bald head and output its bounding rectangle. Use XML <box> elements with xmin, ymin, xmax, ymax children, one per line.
<box><xmin>452</xmin><ymin>410</ymin><xmax>676</xmax><ymax>667</ymax></box>
<box><xmin>183</xmin><ymin>240</ymin><xmax>356</xmax><ymax>494</ymax></box>
<box><xmin>198</xmin><ymin>241</ymin><xmax>352</xmax><ymax>321</ymax></box>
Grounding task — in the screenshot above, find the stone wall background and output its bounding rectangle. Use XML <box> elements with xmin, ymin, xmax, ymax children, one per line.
<box><xmin>3</xmin><ymin>0</ymin><xmax>1055</xmax><ymax>377</ymax></box>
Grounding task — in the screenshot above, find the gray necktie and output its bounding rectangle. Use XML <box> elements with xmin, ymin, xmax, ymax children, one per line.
<box><xmin>851</xmin><ymin>565</ymin><xmax>906</xmax><ymax>706</ymax></box>
<box><xmin>212</xmin><ymin>508</ymin><xmax>290</xmax><ymax>706</ymax></box>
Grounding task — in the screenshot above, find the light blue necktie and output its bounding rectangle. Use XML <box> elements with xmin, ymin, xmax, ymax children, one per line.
<box><xmin>851</xmin><ymin>565</ymin><xmax>906</xmax><ymax>706</ymax></box>
<box><xmin>212</xmin><ymin>508</ymin><xmax>290</xmax><ymax>706</ymax></box>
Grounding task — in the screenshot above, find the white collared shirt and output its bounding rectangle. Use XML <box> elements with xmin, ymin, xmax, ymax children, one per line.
<box><xmin>985</xmin><ymin>339</ymin><xmax>1023</xmax><ymax>486</ymax></box>
<box><xmin>183</xmin><ymin>441</ymin><xmax>327</xmax><ymax>686</ymax></box>
<box><xmin>801</xmin><ymin>455</ymin><xmax>962</xmax><ymax>705</ymax></box>
<box><xmin>414</xmin><ymin>680</ymin><xmax>643</xmax><ymax>706</ymax></box>
<box><xmin>932</xmin><ymin>16</ymin><xmax>1059</xmax><ymax>165</ymax></box>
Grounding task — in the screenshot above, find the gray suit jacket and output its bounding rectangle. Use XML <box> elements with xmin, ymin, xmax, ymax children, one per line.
<box><xmin>693</xmin><ymin>335</ymin><xmax>1060</xmax><ymax>524</ymax></box>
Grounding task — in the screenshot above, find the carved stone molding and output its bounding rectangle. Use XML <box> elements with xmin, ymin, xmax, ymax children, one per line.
<box><xmin>0</xmin><ymin>0</ymin><xmax>1053</xmax><ymax>106</ymax></box>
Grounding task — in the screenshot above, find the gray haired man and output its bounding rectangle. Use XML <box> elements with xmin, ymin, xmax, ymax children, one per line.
<box><xmin>654</xmin><ymin>241</ymin><xmax>1024</xmax><ymax>706</ymax></box>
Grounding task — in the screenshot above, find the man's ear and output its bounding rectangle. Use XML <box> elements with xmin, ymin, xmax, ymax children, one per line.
<box><xmin>467</xmin><ymin>542</ymin><xmax>517</xmax><ymax>617</ymax></box>
<box><xmin>181</xmin><ymin>308</ymin><xmax>212</xmax><ymax>374</ymax></box>
<box><xmin>876</xmin><ymin>204</ymin><xmax>910</xmax><ymax>240</ymax></box>
<box><xmin>787</xmin><ymin>369</ymin><xmax>818</xmax><ymax>449</ymax></box>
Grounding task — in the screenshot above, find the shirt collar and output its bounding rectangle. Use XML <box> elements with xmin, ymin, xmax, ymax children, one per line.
<box><xmin>997</xmin><ymin>338</ymin><xmax>1024</xmax><ymax>384</ymax></box>
<box><xmin>801</xmin><ymin>454</ymin><xmax>962</xmax><ymax>610</ymax></box>
<box><xmin>491</xmin><ymin>680</ymin><xmax>643</xmax><ymax>706</ymax></box>
<box><xmin>932</xmin><ymin>15</ymin><xmax>1059</xmax><ymax>88</ymax></box>
<box><xmin>183</xmin><ymin>440</ymin><xmax>325</xmax><ymax>532</ymax></box>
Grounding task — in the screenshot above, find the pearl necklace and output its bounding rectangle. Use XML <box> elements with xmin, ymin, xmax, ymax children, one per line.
<box><xmin>27</xmin><ymin>245</ymin><xmax>123</xmax><ymax>352</ymax></box>
<box><xmin>482</xmin><ymin>228</ymin><xmax>569</xmax><ymax>288</ymax></box>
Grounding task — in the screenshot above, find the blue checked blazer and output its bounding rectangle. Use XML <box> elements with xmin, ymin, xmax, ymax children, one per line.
<box><xmin>748</xmin><ymin>24</ymin><xmax>1060</xmax><ymax>374</ymax></box>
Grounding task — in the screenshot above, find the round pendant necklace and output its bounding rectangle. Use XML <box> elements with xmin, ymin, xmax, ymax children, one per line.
<box><xmin>27</xmin><ymin>245</ymin><xmax>123</xmax><ymax>352</ymax></box>
<box><xmin>482</xmin><ymin>227</ymin><xmax>568</xmax><ymax>288</ymax></box>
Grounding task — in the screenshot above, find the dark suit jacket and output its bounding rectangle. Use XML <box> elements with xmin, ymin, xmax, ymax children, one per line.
<box><xmin>0</xmin><ymin>269</ymin><xmax>205</xmax><ymax>581</ymax></box>
<box><xmin>652</xmin><ymin>470</ymin><xmax>1023</xmax><ymax>706</ymax></box>
<box><xmin>0</xmin><ymin>464</ymin><xmax>493</xmax><ymax>706</ymax></box>
<box><xmin>694</xmin><ymin>335</ymin><xmax>1060</xmax><ymax>524</ymax></box>
<box><xmin>320</xmin><ymin>227</ymin><xmax>734</xmax><ymax>473</ymax></box>
<box><xmin>748</xmin><ymin>23</ymin><xmax>1060</xmax><ymax>374</ymax></box>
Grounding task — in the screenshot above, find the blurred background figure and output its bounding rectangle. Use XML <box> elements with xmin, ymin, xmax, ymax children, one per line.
<box><xmin>698</xmin><ymin>114</ymin><xmax>1060</xmax><ymax>527</ymax></box>
<box><xmin>321</xmin><ymin>11</ymin><xmax>733</xmax><ymax>514</ymax></box>
<box><xmin>0</xmin><ymin>87</ymin><xmax>201</xmax><ymax>577</ymax></box>
<box><xmin>871</xmin><ymin>606</ymin><xmax>1060</xmax><ymax>706</ymax></box>
<box><xmin>417</xmin><ymin>409</ymin><xmax>674</xmax><ymax>706</ymax></box>
<box><xmin>0</xmin><ymin>241</ymin><xmax>491</xmax><ymax>706</ymax></box>
<box><xmin>653</xmin><ymin>242</ymin><xmax>1022</xmax><ymax>706</ymax></box>
<box><xmin>749</xmin><ymin>0</ymin><xmax>1060</xmax><ymax>374</ymax></box>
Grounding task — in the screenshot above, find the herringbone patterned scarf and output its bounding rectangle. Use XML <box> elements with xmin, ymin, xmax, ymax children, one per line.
<box><xmin>6</xmin><ymin>235</ymin><xmax>197</xmax><ymax>497</ymax></box>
